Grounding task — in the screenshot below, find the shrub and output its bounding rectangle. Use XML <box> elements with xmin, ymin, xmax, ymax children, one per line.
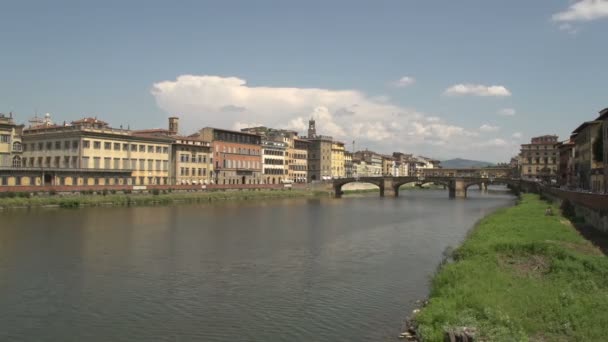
<box><xmin>152</xmin><ymin>189</ymin><xmax>160</xmax><ymax>196</ymax></box>
<box><xmin>102</xmin><ymin>189</ymin><xmax>108</xmax><ymax>196</ymax></box>
<box><xmin>49</xmin><ymin>189</ymin><xmax>57</xmax><ymax>196</ymax></box>
<box><xmin>17</xmin><ymin>192</ymin><xmax>30</xmax><ymax>198</ymax></box>
<box><xmin>124</xmin><ymin>189</ymin><xmax>132</xmax><ymax>194</ymax></box>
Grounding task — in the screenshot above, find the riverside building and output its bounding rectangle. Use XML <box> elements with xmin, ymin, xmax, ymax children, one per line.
<box><xmin>330</xmin><ymin>141</ymin><xmax>345</xmax><ymax>178</ymax></box>
<box><xmin>572</xmin><ymin>120</ymin><xmax>603</xmax><ymax>192</ymax></box>
<box><xmin>0</xmin><ymin>113</ymin><xmax>23</xmax><ymax>169</ymax></box>
<box><xmin>519</xmin><ymin>135</ymin><xmax>559</xmax><ymax>182</ymax></box>
<box><xmin>133</xmin><ymin>117</ymin><xmax>214</xmax><ymax>185</ymax></box>
<box><xmin>20</xmin><ymin>115</ymin><xmax>170</xmax><ymax>186</ymax></box>
<box><xmin>261</xmin><ymin>140</ymin><xmax>287</xmax><ymax>184</ymax></box>
<box><xmin>196</xmin><ymin>127</ymin><xmax>262</xmax><ymax>185</ymax></box>
<box><xmin>290</xmin><ymin>138</ymin><xmax>309</xmax><ymax>183</ymax></box>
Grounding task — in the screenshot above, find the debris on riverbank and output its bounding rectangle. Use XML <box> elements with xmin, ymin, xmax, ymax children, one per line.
<box><xmin>412</xmin><ymin>194</ymin><xmax>608</xmax><ymax>341</ymax></box>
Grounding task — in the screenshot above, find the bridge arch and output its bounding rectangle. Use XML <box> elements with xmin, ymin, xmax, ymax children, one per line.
<box><xmin>392</xmin><ymin>178</ymin><xmax>452</xmax><ymax>196</ymax></box>
<box><xmin>333</xmin><ymin>178</ymin><xmax>384</xmax><ymax>198</ymax></box>
<box><xmin>461</xmin><ymin>178</ymin><xmax>521</xmax><ymax>197</ymax></box>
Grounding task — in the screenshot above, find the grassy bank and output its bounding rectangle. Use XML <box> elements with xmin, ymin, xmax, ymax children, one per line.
<box><xmin>415</xmin><ymin>194</ymin><xmax>608</xmax><ymax>341</ymax></box>
<box><xmin>0</xmin><ymin>189</ymin><xmax>328</xmax><ymax>210</ymax></box>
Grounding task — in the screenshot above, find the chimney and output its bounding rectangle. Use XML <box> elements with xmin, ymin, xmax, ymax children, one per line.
<box><xmin>169</xmin><ymin>117</ymin><xmax>179</xmax><ymax>135</ymax></box>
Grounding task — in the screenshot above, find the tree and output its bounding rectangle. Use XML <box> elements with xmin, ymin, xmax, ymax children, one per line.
<box><xmin>593</xmin><ymin>126</ymin><xmax>604</xmax><ymax>163</ymax></box>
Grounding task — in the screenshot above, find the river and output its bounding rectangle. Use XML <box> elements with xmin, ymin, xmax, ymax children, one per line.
<box><xmin>0</xmin><ymin>187</ymin><xmax>515</xmax><ymax>341</ymax></box>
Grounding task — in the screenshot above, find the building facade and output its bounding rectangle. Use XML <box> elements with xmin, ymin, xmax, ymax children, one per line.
<box><xmin>0</xmin><ymin>113</ymin><xmax>23</xmax><ymax>169</ymax></box>
<box><xmin>572</xmin><ymin>121</ymin><xmax>602</xmax><ymax>192</ymax></box>
<box><xmin>557</xmin><ymin>139</ymin><xmax>575</xmax><ymax>188</ymax></box>
<box><xmin>290</xmin><ymin>138</ymin><xmax>308</xmax><ymax>183</ymax></box>
<box><xmin>519</xmin><ymin>135</ymin><xmax>559</xmax><ymax>182</ymax></box>
<box><xmin>261</xmin><ymin>140</ymin><xmax>287</xmax><ymax>184</ymax></box>
<box><xmin>598</xmin><ymin>108</ymin><xmax>608</xmax><ymax>193</ymax></box>
<box><xmin>171</xmin><ymin>137</ymin><xmax>213</xmax><ymax>185</ymax></box>
<box><xmin>21</xmin><ymin>116</ymin><xmax>169</xmax><ymax>186</ymax></box>
<box><xmin>381</xmin><ymin>155</ymin><xmax>395</xmax><ymax>176</ymax></box>
<box><xmin>197</xmin><ymin>127</ymin><xmax>262</xmax><ymax>185</ymax></box>
<box><xmin>353</xmin><ymin>150</ymin><xmax>382</xmax><ymax>176</ymax></box>
<box><xmin>331</xmin><ymin>141</ymin><xmax>345</xmax><ymax>178</ymax></box>
<box><xmin>344</xmin><ymin>151</ymin><xmax>353</xmax><ymax>178</ymax></box>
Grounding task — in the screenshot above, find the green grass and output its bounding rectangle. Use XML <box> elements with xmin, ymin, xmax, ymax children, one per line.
<box><xmin>416</xmin><ymin>194</ymin><xmax>608</xmax><ymax>342</ymax></box>
<box><xmin>0</xmin><ymin>189</ymin><xmax>327</xmax><ymax>210</ymax></box>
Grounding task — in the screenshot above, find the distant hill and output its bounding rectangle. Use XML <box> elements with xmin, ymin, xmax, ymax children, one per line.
<box><xmin>440</xmin><ymin>158</ymin><xmax>495</xmax><ymax>169</ymax></box>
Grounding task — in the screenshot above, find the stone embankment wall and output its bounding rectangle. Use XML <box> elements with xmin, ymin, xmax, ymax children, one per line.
<box><xmin>0</xmin><ymin>183</ymin><xmax>309</xmax><ymax>194</ymax></box>
<box><xmin>535</xmin><ymin>185</ymin><xmax>608</xmax><ymax>233</ymax></box>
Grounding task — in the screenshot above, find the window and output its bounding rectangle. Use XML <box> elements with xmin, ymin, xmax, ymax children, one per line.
<box><xmin>64</xmin><ymin>141</ymin><xmax>70</xmax><ymax>149</ymax></box>
<box><xmin>163</xmin><ymin>147</ymin><xmax>168</xmax><ymax>154</ymax></box>
<box><xmin>114</xmin><ymin>143</ymin><xmax>120</xmax><ymax>150</ymax></box>
<box><xmin>0</xmin><ymin>135</ymin><xmax>9</xmax><ymax>143</ymax></box>
<box><xmin>93</xmin><ymin>157</ymin><xmax>100</xmax><ymax>168</ymax></box>
<box><xmin>93</xmin><ymin>141</ymin><xmax>101</xmax><ymax>149</ymax></box>
<box><xmin>113</xmin><ymin>158</ymin><xmax>120</xmax><ymax>169</ymax></box>
<box><xmin>139</xmin><ymin>145</ymin><xmax>145</xmax><ymax>152</ymax></box>
<box><xmin>139</xmin><ymin>159</ymin><xmax>145</xmax><ymax>170</ymax></box>
<box><xmin>12</xmin><ymin>141</ymin><xmax>22</xmax><ymax>152</ymax></box>
<box><xmin>12</xmin><ymin>156</ymin><xmax>21</xmax><ymax>168</ymax></box>
<box><xmin>156</xmin><ymin>146</ymin><xmax>161</xmax><ymax>153</ymax></box>
<box><xmin>147</xmin><ymin>159</ymin><xmax>153</xmax><ymax>171</ymax></box>
<box><xmin>131</xmin><ymin>144</ymin><xmax>137</xmax><ymax>151</ymax></box>
<box><xmin>123</xmin><ymin>143</ymin><xmax>129</xmax><ymax>151</ymax></box>
<box><xmin>148</xmin><ymin>145</ymin><xmax>154</xmax><ymax>153</ymax></box>
<box><xmin>104</xmin><ymin>157</ymin><xmax>111</xmax><ymax>169</ymax></box>
<box><xmin>82</xmin><ymin>157</ymin><xmax>90</xmax><ymax>168</ymax></box>
<box><xmin>46</xmin><ymin>142</ymin><xmax>53</xmax><ymax>150</ymax></box>
<box><xmin>72</xmin><ymin>141</ymin><xmax>79</xmax><ymax>149</ymax></box>
<box><xmin>155</xmin><ymin>160</ymin><xmax>161</xmax><ymax>171</ymax></box>
<box><xmin>131</xmin><ymin>159</ymin><xmax>137</xmax><ymax>169</ymax></box>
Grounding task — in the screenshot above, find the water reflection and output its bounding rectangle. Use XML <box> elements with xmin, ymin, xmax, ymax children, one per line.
<box><xmin>0</xmin><ymin>188</ymin><xmax>514</xmax><ymax>341</ymax></box>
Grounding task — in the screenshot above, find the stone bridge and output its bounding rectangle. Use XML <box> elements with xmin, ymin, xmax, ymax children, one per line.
<box><xmin>332</xmin><ymin>176</ymin><xmax>521</xmax><ymax>199</ymax></box>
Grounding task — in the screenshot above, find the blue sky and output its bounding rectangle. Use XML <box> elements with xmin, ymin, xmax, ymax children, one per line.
<box><xmin>1</xmin><ymin>0</ymin><xmax>607</xmax><ymax>162</ymax></box>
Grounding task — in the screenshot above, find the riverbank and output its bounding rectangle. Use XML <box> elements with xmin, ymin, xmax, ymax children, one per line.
<box><xmin>0</xmin><ymin>189</ymin><xmax>328</xmax><ymax>210</ymax></box>
<box><xmin>413</xmin><ymin>194</ymin><xmax>608</xmax><ymax>341</ymax></box>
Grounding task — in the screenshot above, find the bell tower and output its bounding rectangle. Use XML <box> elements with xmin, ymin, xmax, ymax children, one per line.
<box><xmin>308</xmin><ymin>118</ymin><xmax>316</xmax><ymax>138</ymax></box>
<box><xmin>168</xmin><ymin>117</ymin><xmax>179</xmax><ymax>135</ymax></box>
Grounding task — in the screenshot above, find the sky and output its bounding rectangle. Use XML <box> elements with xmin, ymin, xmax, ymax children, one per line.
<box><xmin>1</xmin><ymin>0</ymin><xmax>607</xmax><ymax>162</ymax></box>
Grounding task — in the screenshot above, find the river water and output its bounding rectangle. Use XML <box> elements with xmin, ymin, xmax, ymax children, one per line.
<box><xmin>0</xmin><ymin>188</ymin><xmax>514</xmax><ymax>342</ymax></box>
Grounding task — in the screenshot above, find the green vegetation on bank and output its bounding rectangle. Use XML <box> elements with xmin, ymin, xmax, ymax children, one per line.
<box><xmin>416</xmin><ymin>194</ymin><xmax>608</xmax><ymax>341</ymax></box>
<box><xmin>0</xmin><ymin>189</ymin><xmax>328</xmax><ymax>209</ymax></box>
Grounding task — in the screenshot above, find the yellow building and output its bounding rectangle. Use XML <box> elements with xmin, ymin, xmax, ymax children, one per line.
<box><xmin>171</xmin><ymin>137</ymin><xmax>214</xmax><ymax>185</ymax></box>
<box><xmin>331</xmin><ymin>141</ymin><xmax>345</xmax><ymax>178</ymax></box>
<box><xmin>0</xmin><ymin>113</ymin><xmax>23</xmax><ymax>168</ymax></box>
<box><xmin>21</xmin><ymin>116</ymin><xmax>171</xmax><ymax>186</ymax></box>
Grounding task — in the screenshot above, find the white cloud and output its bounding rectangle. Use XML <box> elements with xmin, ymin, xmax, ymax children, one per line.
<box><xmin>552</xmin><ymin>0</ymin><xmax>608</xmax><ymax>22</ymax></box>
<box><xmin>482</xmin><ymin>138</ymin><xmax>508</xmax><ymax>147</ymax></box>
<box><xmin>392</xmin><ymin>76</ymin><xmax>416</xmax><ymax>88</ymax></box>
<box><xmin>151</xmin><ymin>74</ymin><xmax>514</xmax><ymax>161</ymax></box>
<box><xmin>498</xmin><ymin>108</ymin><xmax>516</xmax><ymax>116</ymax></box>
<box><xmin>444</xmin><ymin>84</ymin><xmax>512</xmax><ymax>97</ymax></box>
<box><xmin>512</xmin><ymin>132</ymin><xmax>523</xmax><ymax>139</ymax></box>
<box><xmin>479</xmin><ymin>124</ymin><xmax>500</xmax><ymax>132</ymax></box>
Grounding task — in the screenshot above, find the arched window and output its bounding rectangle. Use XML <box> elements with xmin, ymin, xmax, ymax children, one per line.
<box><xmin>12</xmin><ymin>156</ymin><xmax>21</xmax><ymax>168</ymax></box>
<box><xmin>12</xmin><ymin>141</ymin><xmax>22</xmax><ymax>152</ymax></box>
